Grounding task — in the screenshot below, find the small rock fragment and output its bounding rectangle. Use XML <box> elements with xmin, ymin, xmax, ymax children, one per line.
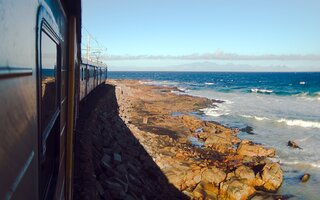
<box><xmin>288</xmin><ymin>140</ymin><xmax>302</xmax><ymax>149</ymax></box>
<box><xmin>300</xmin><ymin>173</ymin><xmax>310</xmax><ymax>183</ymax></box>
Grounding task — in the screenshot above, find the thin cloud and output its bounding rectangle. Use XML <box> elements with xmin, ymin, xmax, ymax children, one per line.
<box><xmin>103</xmin><ymin>50</ymin><xmax>320</xmax><ymax>61</ymax></box>
<box><xmin>108</xmin><ymin>61</ymin><xmax>320</xmax><ymax>72</ymax></box>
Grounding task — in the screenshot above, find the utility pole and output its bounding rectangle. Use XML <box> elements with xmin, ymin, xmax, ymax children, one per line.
<box><xmin>86</xmin><ymin>34</ymin><xmax>90</xmax><ymax>61</ymax></box>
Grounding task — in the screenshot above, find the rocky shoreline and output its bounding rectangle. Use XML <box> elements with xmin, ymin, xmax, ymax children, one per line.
<box><xmin>74</xmin><ymin>79</ymin><xmax>284</xmax><ymax>200</ymax></box>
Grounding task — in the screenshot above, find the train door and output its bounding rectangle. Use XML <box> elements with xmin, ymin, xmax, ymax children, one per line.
<box><xmin>36</xmin><ymin>4</ymin><xmax>67</xmax><ymax>199</ymax></box>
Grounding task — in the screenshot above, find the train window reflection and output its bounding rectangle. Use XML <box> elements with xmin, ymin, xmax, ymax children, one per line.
<box><xmin>41</xmin><ymin>31</ymin><xmax>58</xmax><ymax>131</ymax></box>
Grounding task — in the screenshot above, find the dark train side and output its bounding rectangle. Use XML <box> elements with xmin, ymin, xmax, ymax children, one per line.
<box><xmin>0</xmin><ymin>0</ymin><xmax>107</xmax><ymax>199</ymax></box>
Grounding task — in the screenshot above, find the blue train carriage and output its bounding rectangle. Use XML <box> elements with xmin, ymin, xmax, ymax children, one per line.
<box><xmin>0</xmin><ymin>0</ymin><xmax>105</xmax><ymax>199</ymax></box>
<box><xmin>80</xmin><ymin>58</ymin><xmax>108</xmax><ymax>101</ymax></box>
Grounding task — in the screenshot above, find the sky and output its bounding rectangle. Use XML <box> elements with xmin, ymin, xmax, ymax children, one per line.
<box><xmin>82</xmin><ymin>0</ymin><xmax>320</xmax><ymax>71</ymax></box>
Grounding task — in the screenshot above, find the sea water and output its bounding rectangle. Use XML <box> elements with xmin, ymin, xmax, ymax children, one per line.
<box><xmin>109</xmin><ymin>71</ymin><xmax>320</xmax><ymax>199</ymax></box>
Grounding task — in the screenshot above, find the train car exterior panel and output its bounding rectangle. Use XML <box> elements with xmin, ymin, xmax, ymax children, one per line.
<box><xmin>0</xmin><ymin>0</ymin><xmax>106</xmax><ymax>199</ymax></box>
<box><xmin>0</xmin><ymin>0</ymin><xmax>39</xmax><ymax>199</ymax></box>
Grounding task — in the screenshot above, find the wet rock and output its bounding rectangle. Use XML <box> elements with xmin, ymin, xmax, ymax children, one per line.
<box><xmin>237</xmin><ymin>140</ymin><xmax>275</xmax><ymax>157</ymax></box>
<box><xmin>288</xmin><ymin>140</ymin><xmax>302</xmax><ymax>149</ymax></box>
<box><xmin>300</xmin><ymin>173</ymin><xmax>310</xmax><ymax>183</ymax></box>
<box><xmin>220</xmin><ymin>178</ymin><xmax>255</xmax><ymax>200</ymax></box>
<box><xmin>240</xmin><ymin>126</ymin><xmax>254</xmax><ymax>134</ymax></box>
<box><xmin>257</xmin><ymin>163</ymin><xmax>283</xmax><ymax>192</ymax></box>
<box><xmin>201</xmin><ymin>166</ymin><xmax>226</xmax><ymax>186</ymax></box>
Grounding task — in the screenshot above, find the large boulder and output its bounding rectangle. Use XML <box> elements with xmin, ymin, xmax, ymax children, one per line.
<box><xmin>256</xmin><ymin>163</ymin><xmax>283</xmax><ymax>192</ymax></box>
<box><xmin>201</xmin><ymin>167</ymin><xmax>226</xmax><ymax>186</ymax></box>
<box><xmin>220</xmin><ymin>178</ymin><xmax>255</xmax><ymax>200</ymax></box>
<box><xmin>237</xmin><ymin>140</ymin><xmax>275</xmax><ymax>157</ymax></box>
<box><xmin>234</xmin><ymin>165</ymin><xmax>255</xmax><ymax>185</ymax></box>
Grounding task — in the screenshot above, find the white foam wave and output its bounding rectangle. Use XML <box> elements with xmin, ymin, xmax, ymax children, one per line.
<box><xmin>177</xmin><ymin>87</ymin><xmax>188</xmax><ymax>92</ymax></box>
<box><xmin>200</xmin><ymin>107</ymin><xmax>229</xmax><ymax>117</ymax></box>
<box><xmin>277</xmin><ymin>118</ymin><xmax>320</xmax><ymax>129</ymax></box>
<box><xmin>294</xmin><ymin>91</ymin><xmax>320</xmax><ymax>101</ymax></box>
<box><xmin>141</xmin><ymin>80</ymin><xmax>180</xmax><ymax>86</ymax></box>
<box><xmin>139</xmin><ymin>80</ymin><xmax>151</xmax><ymax>85</ymax></box>
<box><xmin>205</xmin><ymin>82</ymin><xmax>214</xmax><ymax>85</ymax></box>
<box><xmin>240</xmin><ymin>115</ymin><xmax>270</xmax><ymax>121</ymax></box>
<box><xmin>299</xmin><ymin>81</ymin><xmax>306</xmax><ymax>85</ymax></box>
<box><xmin>250</xmin><ymin>88</ymin><xmax>273</xmax><ymax>94</ymax></box>
<box><xmin>224</xmin><ymin>100</ymin><xmax>234</xmax><ymax>104</ymax></box>
<box><xmin>280</xmin><ymin>160</ymin><xmax>320</xmax><ymax>168</ymax></box>
<box><xmin>240</xmin><ymin>115</ymin><xmax>320</xmax><ymax>128</ymax></box>
<box><xmin>200</xmin><ymin>108</ymin><xmax>222</xmax><ymax>117</ymax></box>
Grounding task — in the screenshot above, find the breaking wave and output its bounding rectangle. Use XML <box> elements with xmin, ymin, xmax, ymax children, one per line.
<box><xmin>200</xmin><ymin>107</ymin><xmax>229</xmax><ymax>117</ymax></box>
<box><xmin>294</xmin><ymin>91</ymin><xmax>320</xmax><ymax>101</ymax></box>
<box><xmin>277</xmin><ymin>119</ymin><xmax>320</xmax><ymax>129</ymax></box>
<box><xmin>280</xmin><ymin>160</ymin><xmax>320</xmax><ymax>168</ymax></box>
<box><xmin>240</xmin><ymin>115</ymin><xmax>320</xmax><ymax>129</ymax></box>
<box><xmin>240</xmin><ymin>115</ymin><xmax>271</xmax><ymax>121</ymax></box>
<box><xmin>250</xmin><ymin>88</ymin><xmax>273</xmax><ymax>94</ymax></box>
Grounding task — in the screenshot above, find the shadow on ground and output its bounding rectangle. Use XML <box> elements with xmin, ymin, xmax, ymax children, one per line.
<box><xmin>74</xmin><ymin>83</ymin><xmax>188</xmax><ymax>200</ymax></box>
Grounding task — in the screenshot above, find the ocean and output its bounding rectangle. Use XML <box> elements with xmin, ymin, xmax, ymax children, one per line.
<box><xmin>108</xmin><ymin>71</ymin><xmax>320</xmax><ymax>199</ymax></box>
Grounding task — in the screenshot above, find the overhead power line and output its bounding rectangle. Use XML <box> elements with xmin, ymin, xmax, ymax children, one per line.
<box><xmin>82</xmin><ymin>26</ymin><xmax>107</xmax><ymax>63</ymax></box>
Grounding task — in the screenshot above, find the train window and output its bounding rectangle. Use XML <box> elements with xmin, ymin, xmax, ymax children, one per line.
<box><xmin>41</xmin><ymin>31</ymin><xmax>58</xmax><ymax>132</ymax></box>
<box><xmin>81</xmin><ymin>67</ymin><xmax>84</xmax><ymax>81</ymax></box>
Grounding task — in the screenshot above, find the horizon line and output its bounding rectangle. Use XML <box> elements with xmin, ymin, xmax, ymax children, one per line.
<box><xmin>108</xmin><ymin>70</ymin><xmax>320</xmax><ymax>73</ymax></box>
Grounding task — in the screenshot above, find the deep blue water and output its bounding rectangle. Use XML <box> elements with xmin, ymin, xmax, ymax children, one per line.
<box><xmin>108</xmin><ymin>71</ymin><xmax>320</xmax><ymax>97</ymax></box>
